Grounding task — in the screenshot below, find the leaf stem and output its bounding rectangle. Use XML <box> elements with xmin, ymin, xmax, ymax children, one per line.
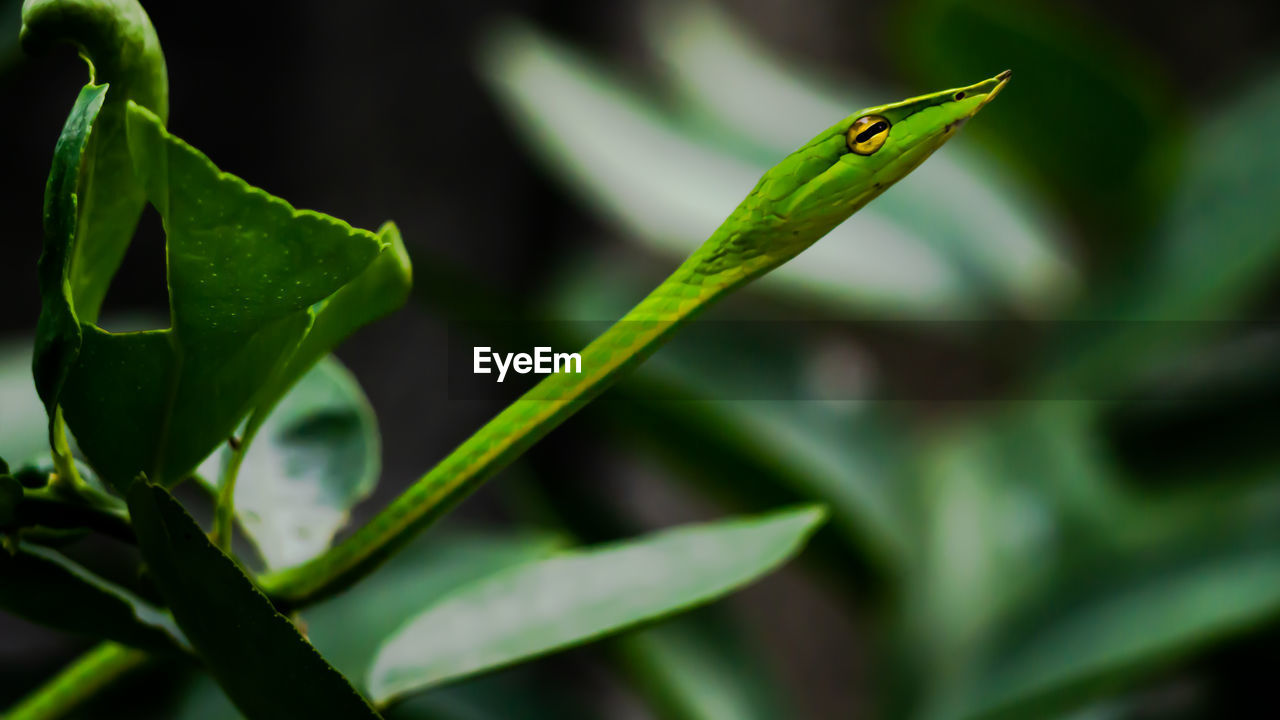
<box><xmin>210</xmin><ymin>439</ymin><xmax>247</xmax><ymax>552</ymax></box>
<box><xmin>2</xmin><ymin>642</ymin><xmax>147</xmax><ymax>720</ymax></box>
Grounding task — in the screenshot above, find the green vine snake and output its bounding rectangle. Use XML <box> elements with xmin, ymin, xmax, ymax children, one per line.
<box><xmin>20</xmin><ymin>0</ymin><xmax>1008</xmax><ymax>605</ymax></box>
<box><xmin>262</xmin><ymin>70</ymin><xmax>1011</xmax><ymax>606</ymax></box>
<box><xmin>17</xmin><ymin>2</ymin><xmax>1017</xmax><ymax>713</ymax></box>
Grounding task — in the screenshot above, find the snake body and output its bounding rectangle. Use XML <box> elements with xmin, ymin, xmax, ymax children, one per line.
<box><xmin>263</xmin><ymin>71</ymin><xmax>1012</xmax><ymax>606</ymax></box>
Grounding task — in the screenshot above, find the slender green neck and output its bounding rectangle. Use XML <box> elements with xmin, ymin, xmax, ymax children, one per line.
<box><xmin>261</xmin><ymin>259</ymin><xmax>736</xmax><ymax>605</ymax></box>
<box><xmin>261</xmin><ymin>183</ymin><xmax>833</xmax><ymax>606</ymax></box>
<box><xmin>260</xmin><ymin>70</ymin><xmax>1013</xmax><ymax>606</ymax></box>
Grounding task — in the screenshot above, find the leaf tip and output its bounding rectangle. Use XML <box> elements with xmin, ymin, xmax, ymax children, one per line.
<box><xmin>375</xmin><ymin>221</ymin><xmax>413</xmax><ymax>288</ymax></box>
<box><xmin>782</xmin><ymin>503</ymin><xmax>829</xmax><ymax>536</ymax></box>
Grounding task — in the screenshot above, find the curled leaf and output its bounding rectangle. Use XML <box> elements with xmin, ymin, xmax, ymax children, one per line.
<box><xmin>48</xmin><ymin>102</ymin><xmax>386</xmax><ymax>490</ymax></box>
<box><xmin>21</xmin><ymin>0</ymin><xmax>169</xmax><ymax>323</ymax></box>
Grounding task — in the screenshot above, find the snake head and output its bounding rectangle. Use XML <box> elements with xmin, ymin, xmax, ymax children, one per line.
<box><xmin>738</xmin><ymin>70</ymin><xmax>1011</xmax><ymax>261</ymax></box>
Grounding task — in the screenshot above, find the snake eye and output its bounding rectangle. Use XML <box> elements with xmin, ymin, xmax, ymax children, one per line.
<box><xmin>846</xmin><ymin>114</ymin><xmax>890</xmax><ymax>155</ymax></box>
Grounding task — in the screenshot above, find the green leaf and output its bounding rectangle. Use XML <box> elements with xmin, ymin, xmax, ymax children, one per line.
<box><xmin>248</xmin><ymin>222</ymin><xmax>412</xmax><ymax>433</ymax></box>
<box><xmin>1047</xmin><ymin>70</ymin><xmax>1280</xmax><ymax>393</ymax></box>
<box><xmin>165</xmin><ymin>531</ymin><xmax>567</xmax><ymax>720</ymax></box>
<box><xmin>54</xmin><ymin>102</ymin><xmax>384</xmax><ymax>490</ymax></box>
<box><xmin>887</xmin><ymin>404</ymin><xmax>1133</xmax><ymax>718</ymax></box>
<box><xmin>1144</xmin><ymin>71</ymin><xmax>1280</xmax><ymax>316</ymax></box>
<box><xmin>894</xmin><ymin>405</ymin><xmax>1280</xmax><ymax>719</ymax></box>
<box><xmin>127</xmin><ymin>481</ymin><xmax>382</xmax><ymax>719</ymax></box>
<box><xmin>32</xmin><ymin>83</ymin><xmax>106</xmax><ymax>443</ymax></box>
<box><xmin>893</xmin><ymin>0</ymin><xmax>1181</xmax><ymax>241</ymax></box>
<box><xmin>950</xmin><ymin>492</ymin><xmax>1280</xmax><ymax>719</ymax></box>
<box><xmin>903</xmin><ymin>425</ymin><xmax>1061</xmax><ymax>694</ymax></box>
<box><xmin>478</xmin><ymin>22</ymin><xmax>976</xmax><ymax>316</ymax></box>
<box><xmin>0</xmin><ymin>339</ymin><xmax>49</xmax><ymax>465</ymax></box>
<box><xmin>201</xmin><ymin>222</ymin><xmax>408</xmax><ymax>559</ymax></box>
<box><xmin>308</xmin><ymin>530</ymin><xmax>566</xmax><ymax>683</ymax></box>
<box><xmin>21</xmin><ymin>0</ymin><xmax>169</xmax><ymax>322</ymax></box>
<box><xmin>198</xmin><ymin>356</ymin><xmax>382</xmax><ymax>570</ymax></box>
<box><xmin>0</xmin><ymin>542</ymin><xmax>181</xmax><ymax>651</ymax></box>
<box><xmin>366</xmin><ymin>506</ymin><xmax>826</xmax><ymax>703</ymax></box>
<box><xmin>642</xmin><ymin>1</ymin><xmax>1074</xmax><ymax>314</ymax></box>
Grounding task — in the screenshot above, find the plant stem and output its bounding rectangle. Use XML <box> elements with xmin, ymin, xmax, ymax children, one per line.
<box><xmin>2</xmin><ymin>642</ymin><xmax>146</xmax><ymax>720</ymax></box>
<box><xmin>210</xmin><ymin>439</ymin><xmax>247</xmax><ymax>552</ymax></box>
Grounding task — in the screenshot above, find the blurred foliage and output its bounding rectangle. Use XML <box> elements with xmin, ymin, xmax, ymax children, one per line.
<box><xmin>1047</xmin><ymin>70</ymin><xmax>1280</xmax><ymax>395</ymax></box>
<box><xmin>544</xmin><ymin>250</ymin><xmax>915</xmax><ymax>576</ymax></box>
<box><xmin>0</xmin><ymin>340</ymin><xmax>50</xmax><ymax>467</ymax></box>
<box><xmin>613</xmin><ymin>611</ymin><xmax>792</xmax><ymax>720</ymax></box>
<box><xmin>891</xmin><ymin>0</ymin><xmax>1184</xmax><ymax>246</ymax></box>
<box><xmin>0</xmin><ymin>0</ymin><xmax>19</xmax><ymax>72</ymax></box>
<box><xmin>470</xmin><ymin>1</ymin><xmax>1280</xmax><ymax>718</ymax></box>
<box><xmin>477</xmin><ymin>7</ymin><xmax>1075</xmax><ymax>318</ymax></box>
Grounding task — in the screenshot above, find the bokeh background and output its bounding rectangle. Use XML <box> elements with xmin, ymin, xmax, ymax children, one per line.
<box><xmin>4</xmin><ymin>0</ymin><xmax>1280</xmax><ymax>717</ymax></box>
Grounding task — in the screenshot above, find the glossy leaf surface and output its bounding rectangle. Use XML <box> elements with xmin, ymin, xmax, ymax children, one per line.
<box><xmin>367</xmin><ymin>506</ymin><xmax>824</xmax><ymax>703</ymax></box>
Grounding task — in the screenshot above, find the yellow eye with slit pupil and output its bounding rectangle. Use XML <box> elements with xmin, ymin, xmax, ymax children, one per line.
<box><xmin>847</xmin><ymin>114</ymin><xmax>890</xmax><ymax>155</ymax></box>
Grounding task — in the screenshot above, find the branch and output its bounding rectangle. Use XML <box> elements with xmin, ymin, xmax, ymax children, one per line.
<box><xmin>2</xmin><ymin>643</ymin><xmax>146</xmax><ymax>720</ymax></box>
